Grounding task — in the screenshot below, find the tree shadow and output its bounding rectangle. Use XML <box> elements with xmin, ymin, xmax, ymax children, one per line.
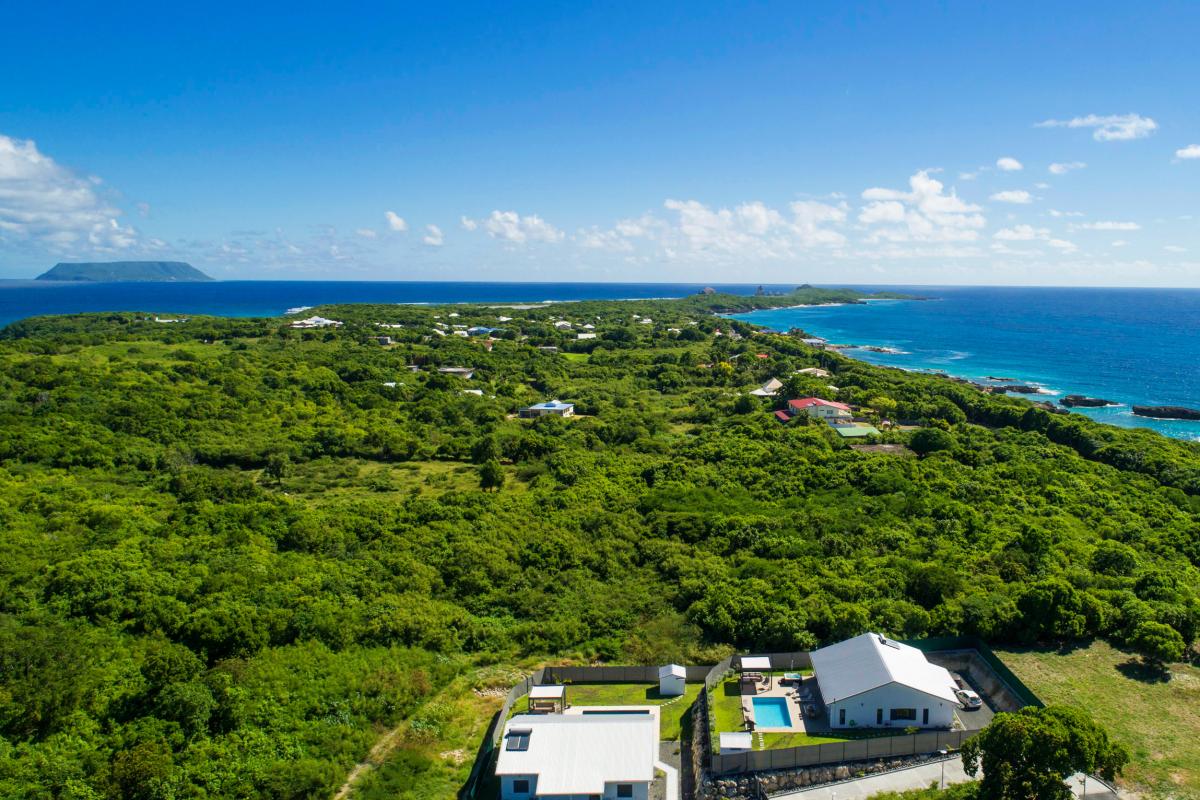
<box><xmin>1115</xmin><ymin>657</ymin><xmax>1171</xmax><ymax>684</ymax></box>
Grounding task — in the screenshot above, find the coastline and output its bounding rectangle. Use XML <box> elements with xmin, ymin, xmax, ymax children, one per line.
<box><xmin>725</xmin><ymin>291</ymin><xmax>1200</xmax><ymax>442</ymax></box>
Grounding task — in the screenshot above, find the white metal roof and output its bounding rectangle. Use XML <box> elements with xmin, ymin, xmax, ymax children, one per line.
<box><xmin>529</xmin><ymin>685</ymin><xmax>565</xmax><ymax>699</ymax></box>
<box><xmin>720</xmin><ymin>732</ymin><xmax>753</xmax><ymax>751</ymax></box>
<box><xmin>740</xmin><ymin>656</ymin><xmax>771</xmax><ymax>670</ymax></box>
<box><xmin>495</xmin><ymin>714</ymin><xmax>656</xmax><ymax>794</ymax></box>
<box><xmin>809</xmin><ymin>633</ymin><xmax>958</xmax><ymax>704</ymax></box>
<box><xmin>659</xmin><ymin>664</ymin><xmax>686</xmax><ymax>679</ymax></box>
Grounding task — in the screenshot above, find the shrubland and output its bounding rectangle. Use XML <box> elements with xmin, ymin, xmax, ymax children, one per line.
<box><xmin>0</xmin><ymin>288</ymin><xmax>1196</xmax><ymax>798</ymax></box>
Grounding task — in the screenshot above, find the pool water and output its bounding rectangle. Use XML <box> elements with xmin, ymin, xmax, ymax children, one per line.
<box><xmin>752</xmin><ymin>697</ymin><xmax>792</xmax><ymax>728</ymax></box>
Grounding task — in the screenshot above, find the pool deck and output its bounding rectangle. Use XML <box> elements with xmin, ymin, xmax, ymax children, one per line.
<box><xmin>741</xmin><ymin>676</ymin><xmax>830</xmax><ymax>734</ymax></box>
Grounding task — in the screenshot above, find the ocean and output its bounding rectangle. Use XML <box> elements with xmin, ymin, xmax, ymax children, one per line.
<box><xmin>728</xmin><ymin>286</ymin><xmax>1200</xmax><ymax>442</ymax></box>
<box><xmin>2</xmin><ymin>280</ymin><xmax>1198</xmax><ymax>441</ymax></box>
<box><xmin>0</xmin><ymin>279</ymin><xmax>795</xmax><ymax>328</ymax></box>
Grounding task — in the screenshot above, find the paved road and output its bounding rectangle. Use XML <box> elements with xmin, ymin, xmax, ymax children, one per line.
<box><xmin>773</xmin><ymin>757</ymin><xmax>1120</xmax><ymax>800</ymax></box>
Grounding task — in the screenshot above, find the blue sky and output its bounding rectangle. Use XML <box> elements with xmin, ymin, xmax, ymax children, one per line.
<box><xmin>1</xmin><ymin>1</ymin><xmax>1198</xmax><ymax>284</ymax></box>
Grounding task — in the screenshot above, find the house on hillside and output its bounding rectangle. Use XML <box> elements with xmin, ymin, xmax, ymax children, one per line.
<box><xmin>290</xmin><ymin>316</ymin><xmax>342</xmax><ymax>329</ymax></box>
<box><xmin>787</xmin><ymin>397</ymin><xmax>852</xmax><ymax>422</ymax></box>
<box><xmin>520</xmin><ymin>400</ymin><xmax>575</xmax><ymax>419</ymax></box>
<box><xmin>811</xmin><ymin>633</ymin><xmax>958</xmax><ymax>729</ymax></box>
<box><xmin>796</xmin><ymin>367</ymin><xmax>830</xmax><ymax>378</ymax></box>
<box><xmin>496</xmin><ymin>714</ymin><xmax>657</xmax><ymax>800</ymax></box>
<box><xmin>749</xmin><ymin>378</ymin><xmax>783</xmax><ymax>397</ymax></box>
<box><xmin>437</xmin><ymin>367</ymin><xmax>475</xmax><ymax>379</ymax></box>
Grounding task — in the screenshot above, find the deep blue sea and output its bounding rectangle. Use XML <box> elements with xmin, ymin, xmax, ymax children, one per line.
<box><xmin>729</xmin><ymin>286</ymin><xmax>1200</xmax><ymax>442</ymax></box>
<box><xmin>2</xmin><ymin>280</ymin><xmax>1198</xmax><ymax>441</ymax></box>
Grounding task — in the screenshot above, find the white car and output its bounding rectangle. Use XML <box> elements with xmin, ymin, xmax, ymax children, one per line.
<box><xmin>955</xmin><ymin>688</ymin><xmax>982</xmax><ymax>709</ymax></box>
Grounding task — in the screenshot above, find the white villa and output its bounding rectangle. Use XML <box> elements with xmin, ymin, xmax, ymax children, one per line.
<box><xmin>496</xmin><ymin>714</ymin><xmax>657</xmax><ymax>800</ymax></box>
<box><xmin>520</xmin><ymin>400</ymin><xmax>575</xmax><ymax>418</ymax></box>
<box><xmin>749</xmin><ymin>378</ymin><xmax>783</xmax><ymax>397</ymax></box>
<box><xmin>810</xmin><ymin>633</ymin><xmax>959</xmax><ymax>729</ymax></box>
<box><xmin>787</xmin><ymin>397</ymin><xmax>852</xmax><ymax>422</ymax></box>
<box><xmin>289</xmin><ymin>316</ymin><xmax>342</xmax><ymax>329</ymax></box>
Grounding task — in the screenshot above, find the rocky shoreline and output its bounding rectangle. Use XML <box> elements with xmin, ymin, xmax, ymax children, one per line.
<box><xmin>1132</xmin><ymin>405</ymin><xmax>1200</xmax><ymax>421</ymax></box>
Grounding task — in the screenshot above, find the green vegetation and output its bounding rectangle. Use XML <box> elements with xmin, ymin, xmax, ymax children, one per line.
<box><xmin>0</xmin><ymin>287</ymin><xmax>1196</xmax><ymax>798</ymax></box>
<box><xmin>1000</xmin><ymin>641</ymin><xmax>1200</xmax><ymax>797</ymax></box>
<box><xmin>962</xmin><ymin>705</ymin><xmax>1128</xmax><ymax>800</ymax></box>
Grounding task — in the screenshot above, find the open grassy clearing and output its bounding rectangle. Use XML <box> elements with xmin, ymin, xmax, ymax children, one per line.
<box><xmin>998</xmin><ymin>640</ymin><xmax>1200</xmax><ymax>798</ymax></box>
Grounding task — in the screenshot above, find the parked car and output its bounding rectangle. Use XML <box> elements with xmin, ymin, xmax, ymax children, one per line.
<box><xmin>955</xmin><ymin>688</ymin><xmax>982</xmax><ymax>709</ymax></box>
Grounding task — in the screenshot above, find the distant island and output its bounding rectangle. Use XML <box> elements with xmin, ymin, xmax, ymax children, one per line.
<box><xmin>35</xmin><ymin>261</ymin><xmax>213</xmax><ymax>282</ymax></box>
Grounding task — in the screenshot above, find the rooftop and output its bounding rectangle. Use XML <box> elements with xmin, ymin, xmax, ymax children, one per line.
<box><xmin>809</xmin><ymin>633</ymin><xmax>957</xmax><ymax>705</ymax></box>
<box><xmin>495</xmin><ymin>713</ymin><xmax>657</xmax><ymax>795</ymax></box>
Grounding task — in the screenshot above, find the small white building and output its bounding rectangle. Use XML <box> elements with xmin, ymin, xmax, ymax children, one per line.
<box><xmin>290</xmin><ymin>316</ymin><xmax>342</xmax><ymax>329</ymax></box>
<box><xmin>810</xmin><ymin>633</ymin><xmax>959</xmax><ymax>730</ymax></box>
<box><xmin>577</xmin><ymin>332</ymin><xmax>597</xmax><ymax>340</ymax></box>
<box><xmin>658</xmin><ymin>664</ymin><xmax>686</xmax><ymax>697</ymax></box>
<box><xmin>496</xmin><ymin>714</ymin><xmax>657</xmax><ymax>800</ymax></box>
<box><xmin>719</xmin><ymin>732</ymin><xmax>753</xmax><ymax>755</ymax></box>
<box><xmin>749</xmin><ymin>378</ymin><xmax>784</xmax><ymax>397</ymax></box>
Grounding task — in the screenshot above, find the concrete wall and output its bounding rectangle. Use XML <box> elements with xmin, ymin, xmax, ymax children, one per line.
<box><xmin>827</xmin><ymin>683</ymin><xmax>955</xmax><ymax>729</ymax></box>
<box><xmin>924</xmin><ymin>650</ymin><xmax>1027</xmax><ymax>713</ymax></box>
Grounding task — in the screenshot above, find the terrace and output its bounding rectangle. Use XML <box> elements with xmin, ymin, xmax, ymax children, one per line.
<box><xmin>509</xmin><ymin>681</ymin><xmax>703</xmax><ymax>741</ymax></box>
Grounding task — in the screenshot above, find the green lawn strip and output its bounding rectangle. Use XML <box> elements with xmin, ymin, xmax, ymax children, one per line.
<box><xmin>508</xmin><ymin>681</ymin><xmax>702</xmax><ymax>741</ymax></box>
<box><xmin>998</xmin><ymin>640</ymin><xmax>1200</xmax><ymax>797</ymax></box>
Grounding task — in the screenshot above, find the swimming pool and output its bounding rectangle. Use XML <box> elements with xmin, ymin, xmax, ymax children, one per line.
<box><xmin>752</xmin><ymin>697</ymin><xmax>792</xmax><ymax>728</ymax></box>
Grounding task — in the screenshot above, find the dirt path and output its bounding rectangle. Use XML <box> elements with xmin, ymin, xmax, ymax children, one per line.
<box><xmin>332</xmin><ymin>724</ymin><xmax>406</xmax><ymax>800</ymax></box>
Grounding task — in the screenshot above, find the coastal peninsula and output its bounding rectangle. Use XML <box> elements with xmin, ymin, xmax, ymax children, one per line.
<box><xmin>35</xmin><ymin>261</ymin><xmax>213</xmax><ymax>282</ymax></box>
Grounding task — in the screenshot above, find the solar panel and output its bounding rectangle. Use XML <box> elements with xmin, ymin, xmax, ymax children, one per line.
<box><xmin>506</xmin><ymin>732</ymin><xmax>531</xmax><ymax>751</ymax></box>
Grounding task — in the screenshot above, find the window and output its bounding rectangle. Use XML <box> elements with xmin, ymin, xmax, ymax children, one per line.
<box><xmin>922</xmin><ymin>708</ymin><xmax>929</xmax><ymax>725</ymax></box>
<box><xmin>838</xmin><ymin>708</ymin><xmax>845</xmax><ymax>725</ymax></box>
<box><xmin>617</xmin><ymin>785</ymin><xmax>634</xmax><ymax>798</ymax></box>
<box><xmin>512</xmin><ymin>779</ymin><xmax>530</xmax><ymax>794</ymax></box>
<box><xmin>876</xmin><ymin>708</ymin><xmax>883</xmax><ymax>725</ymax></box>
<box><xmin>505</xmin><ymin>730</ymin><xmax>531</xmax><ymax>751</ymax></box>
<box><xmin>890</xmin><ymin>708</ymin><xmax>917</xmax><ymax>721</ymax></box>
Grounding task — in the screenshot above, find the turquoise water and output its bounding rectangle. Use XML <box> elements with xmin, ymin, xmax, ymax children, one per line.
<box><xmin>752</xmin><ymin>697</ymin><xmax>792</xmax><ymax>728</ymax></box>
<box><xmin>729</xmin><ymin>287</ymin><xmax>1200</xmax><ymax>442</ymax></box>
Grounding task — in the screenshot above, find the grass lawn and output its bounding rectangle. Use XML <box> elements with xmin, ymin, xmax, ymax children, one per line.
<box><xmin>998</xmin><ymin>640</ymin><xmax>1200</xmax><ymax>798</ymax></box>
<box><xmin>510</xmin><ymin>682</ymin><xmax>702</xmax><ymax>741</ymax></box>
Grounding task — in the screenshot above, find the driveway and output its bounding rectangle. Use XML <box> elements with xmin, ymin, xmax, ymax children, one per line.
<box><xmin>772</xmin><ymin>757</ymin><xmax>1120</xmax><ymax>800</ymax></box>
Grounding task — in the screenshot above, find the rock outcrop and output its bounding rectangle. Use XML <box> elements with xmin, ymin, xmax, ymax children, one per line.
<box><xmin>1132</xmin><ymin>405</ymin><xmax>1200</xmax><ymax>421</ymax></box>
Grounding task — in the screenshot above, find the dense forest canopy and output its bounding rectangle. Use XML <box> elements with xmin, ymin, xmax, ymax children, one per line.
<box><xmin>0</xmin><ymin>287</ymin><xmax>1197</xmax><ymax>798</ymax></box>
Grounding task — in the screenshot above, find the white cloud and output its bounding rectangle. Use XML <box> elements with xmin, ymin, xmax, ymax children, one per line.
<box><xmin>1165</xmin><ymin>245</ymin><xmax>1188</xmax><ymax>253</ymax></box>
<box><xmin>1111</xmin><ymin>240</ymin><xmax>1129</xmax><ymax>248</ymax></box>
<box><xmin>1176</xmin><ymin>144</ymin><xmax>1200</xmax><ymax>160</ymax></box>
<box><xmin>0</xmin><ymin>133</ymin><xmax>144</xmax><ymax>252</ymax></box>
<box><xmin>996</xmin><ymin>157</ymin><xmax>1023</xmax><ymax>171</ymax></box>
<box><xmin>1077</xmin><ymin>221</ymin><xmax>1140</xmax><ymax>231</ymax></box>
<box><xmin>659</xmin><ymin>198</ymin><xmax>846</xmax><ymax>257</ymax></box>
<box><xmin>1049</xmin><ymin>209</ymin><xmax>1084</xmax><ymax>218</ymax></box>
<box><xmin>1049</xmin><ymin>161</ymin><xmax>1086</xmax><ymax>175</ymax></box>
<box><xmin>384</xmin><ymin>211</ymin><xmax>407</xmax><ymax>232</ymax></box>
<box><xmin>1036</xmin><ymin>113</ymin><xmax>1157</xmax><ymax>141</ymax></box>
<box><xmin>858</xmin><ymin>200</ymin><xmax>906</xmax><ymax>225</ymax></box>
<box><xmin>355</xmin><ymin>228</ymin><xmax>377</xmax><ymax>239</ymax></box>
<box><xmin>993</xmin><ymin>224</ymin><xmax>1049</xmax><ymax>241</ymax></box>
<box><xmin>459</xmin><ymin>215</ymin><xmax>478</xmax><ymax>231</ymax></box>
<box><xmin>990</xmin><ymin>190</ymin><xmax>1033</xmax><ymax>204</ymax></box>
<box><xmin>422</xmin><ymin>224</ymin><xmax>444</xmax><ymax>246</ymax></box>
<box><xmin>958</xmin><ymin>171</ymin><xmax>979</xmax><ymax>181</ymax></box>
<box><xmin>858</xmin><ymin>170</ymin><xmax>986</xmax><ymax>244</ymax></box>
<box><xmin>470</xmin><ymin>210</ymin><xmax>564</xmax><ymax>244</ymax></box>
<box><xmin>1048</xmin><ymin>238</ymin><xmax>1078</xmax><ymax>252</ymax></box>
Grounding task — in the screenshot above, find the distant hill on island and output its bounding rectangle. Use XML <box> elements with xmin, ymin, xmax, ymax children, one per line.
<box><xmin>36</xmin><ymin>261</ymin><xmax>213</xmax><ymax>282</ymax></box>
